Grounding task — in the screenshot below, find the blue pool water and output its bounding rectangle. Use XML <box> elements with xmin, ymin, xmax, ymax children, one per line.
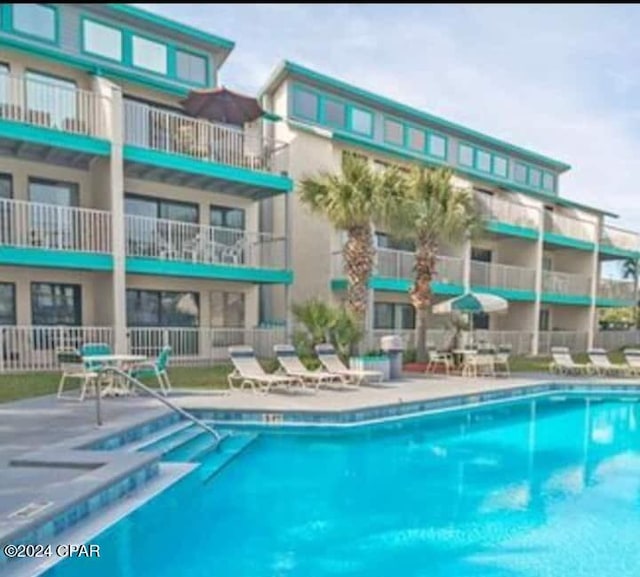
<box><xmin>44</xmin><ymin>397</ymin><xmax>640</xmax><ymax>577</ymax></box>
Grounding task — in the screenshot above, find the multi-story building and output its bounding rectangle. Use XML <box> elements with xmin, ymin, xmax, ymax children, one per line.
<box><xmin>0</xmin><ymin>4</ymin><xmax>293</xmax><ymax>370</ymax></box>
<box><xmin>260</xmin><ymin>61</ymin><xmax>640</xmax><ymax>355</ymax></box>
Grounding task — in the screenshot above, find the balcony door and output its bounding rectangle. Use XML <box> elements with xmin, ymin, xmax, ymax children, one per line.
<box><xmin>25</xmin><ymin>71</ymin><xmax>77</xmax><ymax>130</ymax></box>
<box><xmin>28</xmin><ymin>178</ymin><xmax>79</xmax><ymax>249</ymax></box>
<box><xmin>470</xmin><ymin>247</ymin><xmax>492</xmax><ymax>329</ymax></box>
<box><xmin>211</xmin><ymin>205</ymin><xmax>246</xmax><ymax>264</ymax></box>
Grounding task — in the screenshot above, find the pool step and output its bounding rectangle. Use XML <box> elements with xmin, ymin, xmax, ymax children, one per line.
<box><xmin>198</xmin><ymin>433</ymin><xmax>258</xmax><ymax>482</ymax></box>
<box><xmin>127</xmin><ymin>421</ymin><xmax>194</xmax><ymax>452</ymax></box>
<box><xmin>138</xmin><ymin>426</ymin><xmax>203</xmax><ymax>456</ymax></box>
<box><xmin>164</xmin><ymin>430</ymin><xmax>221</xmax><ymax>463</ymax></box>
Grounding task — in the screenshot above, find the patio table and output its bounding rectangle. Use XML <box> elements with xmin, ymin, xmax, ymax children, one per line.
<box><xmin>82</xmin><ymin>354</ymin><xmax>147</xmax><ymax>397</ymax></box>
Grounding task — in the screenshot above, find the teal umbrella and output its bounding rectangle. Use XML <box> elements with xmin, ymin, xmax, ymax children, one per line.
<box><xmin>433</xmin><ymin>292</ymin><xmax>509</xmax><ymax>340</ymax></box>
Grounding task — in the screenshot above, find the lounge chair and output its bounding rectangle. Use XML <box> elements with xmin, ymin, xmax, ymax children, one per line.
<box><xmin>56</xmin><ymin>348</ymin><xmax>100</xmax><ymax>402</ymax></box>
<box><xmin>129</xmin><ymin>346</ymin><xmax>173</xmax><ymax>396</ymax></box>
<box><xmin>623</xmin><ymin>349</ymin><xmax>640</xmax><ymax>376</ymax></box>
<box><xmin>314</xmin><ymin>344</ymin><xmax>384</xmax><ymax>386</ymax></box>
<box><xmin>274</xmin><ymin>344</ymin><xmax>352</xmax><ymax>390</ymax></box>
<box><xmin>228</xmin><ymin>346</ymin><xmax>305</xmax><ymax>394</ymax></box>
<box><xmin>587</xmin><ymin>348</ymin><xmax>630</xmax><ymax>377</ymax></box>
<box><xmin>549</xmin><ymin>346</ymin><xmax>591</xmax><ymax>375</ymax></box>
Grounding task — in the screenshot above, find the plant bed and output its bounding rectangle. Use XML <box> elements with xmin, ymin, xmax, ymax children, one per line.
<box><xmin>403</xmin><ymin>362</ymin><xmax>449</xmax><ymax>374</ymax></box>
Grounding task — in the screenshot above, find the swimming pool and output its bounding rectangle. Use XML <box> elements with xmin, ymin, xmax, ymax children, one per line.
<box><xmin>42</xmin><ymin>396</ymin><xmax>640</xmax><ymax>577</ymax></box>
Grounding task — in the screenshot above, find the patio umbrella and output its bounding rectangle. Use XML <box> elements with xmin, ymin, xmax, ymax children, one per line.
<box><xmin>180</xmin><ymin>87</ymin><xmax>266</xmax><ymax>126</ymax></box>
<box><xmin>433</xmin><ymin>292</ymin><xmax>508</xmax><ymax>341</ymax></box>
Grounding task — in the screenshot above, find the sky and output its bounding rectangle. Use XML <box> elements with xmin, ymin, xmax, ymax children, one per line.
<box><xmin>140</xmin><ymin>3</ymin><xmax>640</xmax><ymax>231</ymax></box>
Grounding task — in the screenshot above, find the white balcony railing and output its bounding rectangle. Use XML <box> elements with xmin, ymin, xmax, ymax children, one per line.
<box><xmin>475</xmin><ymin>193</ymin><xmax>538</xmax><ymax>230</ymax></box>
<box><xmin>127</xmin><ymin>327</ymin><xmax>287</xmax><ymax>365</ymax></box>
<box><xmin>470</xmin><ymin>261</ymin><xmax>536</xmax><ymax>292</ymax></box>
<box><xmin>544</xmin><ymin>211</ymin><xmax>595</xmax><ymax>243</ymax></box>
<box><xmin>125</xmin><ymin>214</ymin><xmax>286</xmax><ymax>269</ymax></box>
<box><xmin>600</xmin><ymin>225</ymin><xmax>640</xmax><ymax>253</ymax></box>
<box><xmin>124</xmin><ymin>99</ymin><xmax>288</xmax><ymax>173</ymax></box>
<box><xmin>598</xmin><ymin>279</ymin><xmax>636</xmax><ymax>302</ymax></box>
<box><xmin>542</xmin><ymin>270</ymin><xmax>591</xmax><ymax>296</ymax></box>
<box><xmin>0</xmin><ymin>198</ymin><xmax>112</xmax><ymax>253</ymax></box>
<box><xmin>0</xmin><ymin>72</ymin><xmax>107</xmax><ymax>138</ymax></box>
<box><xmin>0</xmin><ymin>326</ymin><xmax>113</xmax><ymax>372</ymax></box>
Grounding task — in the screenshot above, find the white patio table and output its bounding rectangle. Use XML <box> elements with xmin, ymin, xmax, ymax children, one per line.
<box><xmin>82</xmin><ymin>354</ymin><xmax>147</xmax><ymax>397</ymax></box>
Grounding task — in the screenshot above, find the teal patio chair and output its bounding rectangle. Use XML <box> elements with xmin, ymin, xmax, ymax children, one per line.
<box><xmin>129</xmin><ymin>346</ymin><xmax>172</xmax><ymax>396</ymax></box>
<box><xmin>80</xmin><ymin>342</ymin><xmax>112</xmax><ymax>372</ymax></box>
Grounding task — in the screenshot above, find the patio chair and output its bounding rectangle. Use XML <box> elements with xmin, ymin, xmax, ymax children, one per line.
<box><xmin>129</xmin><ymin>346</ymin><xmax>173</xmax><ymax>396</ymax></box>
<box><xmin>623</xmin><ymin>349</ymin><xmax>640</xmax><ymax>376</ymax></box>
<box><xmin>494</xmin><ymin>344</ymin><xmax>512</xmax><ymax>377</ymax></box>
<box><xmin>80</xmin><ymin>342</ymin><xmax>112</xmax><ymax>371</ymax></box>
<box><xmin>228</xmin><ymin>346</ymin><xmax>305</xmax><ymax>394</ymax></box>
<box><xmin>56</xmin><ymin>348</ymin><xmax>100</xmax><ymax>402</ymax></box>
<box><xmin>314</xmin><ymin>344</ymin><xmax>384</xmax><ymax>386</ymax></box>
<box><xmin>461</xmin><ymin>348</ymin><xmax>495</xmax><ymax>378</ymax></box>
<box><xmin>274</xmin><ymin>344</ymin><xmax>352</xmax><ymax>390</ymax></box>
<box><xmin>425</xmin><ymin>345</ymin><xmax>453</xmax><ymax>375</ymax></box>
<box><xmin>549</xmin><ymin>346</ymin><xmax>591</xmax><ymax>375</ymax></box>
<box><xmin>587</xmin><ymin>349</ymin><xmax>630</xmax><ymax>377</ymax></box>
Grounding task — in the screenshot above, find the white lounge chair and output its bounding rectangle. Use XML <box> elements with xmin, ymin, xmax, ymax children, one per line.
<box><xmin>56</xmin><ymin>348</ymin><xmax>100</xmax><ymax>402</ymax></box>
<box><xmin>228</xmin><ymin>346</ymin><xmax>306</xmax><ymax>394</ymax></box>
<box><xmin>274</xmin><ymin>344</ymin><xmax>352</xmax><ymax>390</ymax></box>
<box><xmin>623</xmin><ymin>349</ymin><xmax>640</xmax><ymax>376</ymax></box>
<box><xmin>315</xmin><ymin>344</ymin><xmax>384</xmax><ymax>386</ymax></box>
<box><xmin>549</xmin><ymin>346</ymin><xmax>591</xmax><ymax>375</ymax></box>
<box><xmin>587</xmin><ymin>348</ymin><xmax>630</xmax><ymax>377</ymax></box>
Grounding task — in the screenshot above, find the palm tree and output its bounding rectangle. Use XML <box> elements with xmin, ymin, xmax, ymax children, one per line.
<box><xmin>387</xmin><ymin>166</ymin><xmax>480</xmax><ymax>361</ymax></box>
<box><xmin>622</xmin><ymin>257</ymin><xmax>640</xmax><ymax>328</ymax></box>
<box><xmin>299</xmin><ymin>152</ymin><xmax>397</xmax><ymax>324</ymax></box>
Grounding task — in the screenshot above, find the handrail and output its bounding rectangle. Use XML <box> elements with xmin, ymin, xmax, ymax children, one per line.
<box><xmin>96</xmin><ymin>367</ymin><xmax>225</xmax><ymax>448</ymax></box>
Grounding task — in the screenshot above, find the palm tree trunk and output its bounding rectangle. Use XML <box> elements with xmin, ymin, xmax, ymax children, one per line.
<box><xmin>343</xmin><ymin>224</ymin><xmax>375</xmax><ymax>327</ymax></box>
<box><xmin>411</xmin><ymin>240</ymin><xmax>437</xmax><ymax>363</ymax></box>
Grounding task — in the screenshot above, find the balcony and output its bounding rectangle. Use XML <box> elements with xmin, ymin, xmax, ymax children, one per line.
<box><xmin>544</xmin><ymin>211</ymin><xmax>595</xmax><ymax>249</ymax></box>
<box><xmin>0</xmin><ymin>73</ymin><xmax>109</xmax><ymax>163</ymax></box>
<box><xmin>123</xmin><ymin>100</ymin><xmax>291</xmax><ymax>198</ymax></box>
<box><xmin>475</xmin><ymin>193</ymin><xmax>539</xmax><ymax>238</ymax></box>
<box><xmin>542</xmin><ymin>270</ymin><xmax>591</xmax><ymax>303</ymax></box>
<box><xmin>0</xmin><ymin>198</ymin><xmax>112</xmax><ymax>270</ymax></box>
<box><xmin>600</xmin><ymin>225</ymin><xmax>640</xmax><ymax>257</ymax></box>
<box><xmin>597</xmin><ymin>278</ymin><xmax>636</xmax><ymax>304</ymax></box>
<box><xmin>125</xmin><ymin>215</ymin><xmax>289</xmax><ymax>283</ymax></box>
<box><xmin>470</xmin><ymin>261</ymin><xmax>536</xmax><ymax>298</ymax></box>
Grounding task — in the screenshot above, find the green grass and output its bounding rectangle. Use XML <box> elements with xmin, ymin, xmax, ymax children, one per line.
<box><xmin>0</xmin><ymin>351</ymin><xmax>630</xmax><ymax>404</ymax></box>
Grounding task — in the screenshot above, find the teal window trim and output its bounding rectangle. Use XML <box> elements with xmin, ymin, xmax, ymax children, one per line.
<box><xmin>319</xmin><ymin>94</ymin><xmax>347</xmax><ymax>129</ymax></box>
<box><xmin>80</xmin><ymin>16</ymin><xmax>124</xmax><ymax>64</ymax></box>
<box><xmin>383</xmin><ymin>115</ymin><xmax>407</xmax><ymax>148</ymax></box>
<box><xmin>513</xmin><ymin>160</ymin><xmax>556</xmax><ymax>193</ymax></box>
<box><xmin>492</xmin><ymin>153</ymin><xmax>509</xmax><ymax>179</ymax></box>
<box><xmin>175</xmin><ymin>47</ymin><xmax>209</xmax><ymax>87</ymax></box>
<box><xmin>542</xmin><ymin>170</ymin><xmax>555</xmax><ymax>192</ymax></box>
<box><xmin>291</xmin><ymin>84</ymin><xmax>320</xmax><ymax>122</ymax></box>
<box><xmin>347</xmin><ymin>103</ymin><xmax>375</xmax><ymax>138</ymax></box>
<box><xmin>406</xmin><ymin>125</ymin><xmax>426</xmax><ymax>153</ymax></box>
<box><xmin>458</xmin><ymin>143</ymin><xmax>474</xmax><ymax>167</ymax></box>
<box><xmin>8</xmin><ymin>3</ymin><xmax>59</xmax><ymax>46</ymax></box>
<box><xmin>130</xmin><ymin>30</ymin><xmax>169</xmax><ymax>76</ymax></box>
<box><xmin>426</xmin><ymin>131</ymin><xmax>448</xmax><ymax>160</ymax></box>
<box><xmin>474</xmin><ymin>146</ymin><xmax>493</xmax><ymax>174</ymax></box>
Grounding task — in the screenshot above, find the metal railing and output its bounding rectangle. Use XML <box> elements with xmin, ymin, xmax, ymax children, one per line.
<box><xmin>0</xmin><ymin>326</ymin><xmax>114</xmax><ymax>372</ymax></box>
<box><xmin>475</xmin><ymin>193</ymin><xmax>539</xmax><ymax>229</ymax></box>
<box><xmin>538</xmin><ymin>331</ymin><xmax>589</xmax><ymax>354</ymax></box>
<box><xmin>0</xmin><ymin>198</ymin><xmax>112</xmax><ymax>253</ymax></box>
<box><xmin>127</xmin><ymin>327</ymin><xmax>287</xmax><ymax>365</ymax></box>
<box><xmin>0</xmin><ymin>72</ymin><xmax>107</xmax><ymax>138</ymax></box>
<box><xmin>96</xmin><ymin>367</ymin><xmax>224</xmax><ymax>446</ymax></box>
<box><xmin>125</xmin><ymin>214</ymin><xmax>286</xmax><ymax>269</ymax></box>
<box><xmin>600</xmin><ymin>225</ymin><xmax>640</xmax><ymax>253</ymax></box>
<box><xmin>598</xmin><ymin>279</ymin><xmax>636</xmax><ymax>302</ymax></box>
<box><xmin>544</xmin><ymin>211</ymin><xmax>595</xmax><ymax>243</ymax></box>
<box><xmin>470</xmin><ymin>261</ymin><xmax>536</xmax><ymax>292</ymax></box>
<box><xmin>542</xmin><ymin>270</ymin><xmax>591</xmax><ymax>296</ymax></box>
<box><xmin>124</xmin><ymin>99</ymin><xmax>288</xmax><ymax>173</ymax></box>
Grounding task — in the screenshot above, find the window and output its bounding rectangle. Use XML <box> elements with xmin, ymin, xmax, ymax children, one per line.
<box><xmin>0</xmin><ymin>63</ymin><xmax>8</xmax><ymax>105</ymax></box>
<box><xmin>132</xmin><ymin>35</ymin><xmax>168</xmax><ymax>75</ymax></box>
<box><xmin>539</xmin><ymin>308</ymin><xmax>550</xmax><ymax>331</ymax></box>
<box><xmin>26</xmin><ymin>71</ymin><xmax>76</xmax><ymax>129</ymax></box>
<box><xmin>323</xmin><ymin>99</ymin><xmax>346</xmax><ymax>128</ymax></box>
<box><xmin>428</xmin><ymin>134</ymin><xmax>447</xmax><ymax>158</ymax></box>
<box><xmin>374</xmin><ymin>303</ymin><xmax>395</xmax><ymax>330</ymax></box>
<box><xmin>211</xmin><ymin>205</ymin><xmax>245</xmax><ymax>230</ymax></box>
<box><xmin>471</xmin><ymin>247</ymin><xmax>492</xmax><ymax>263</ymax></box>
<box><xmin>528</xmin><ymin>167</ymin><xmax>541</xmax><ymax>188</ymax></box>
<box><xmin>0</xmin><ymin>283</ymin><xmax>16</xmax><ymax>325</ymax></box>
<box><xmin>493</xmin><ymin>155</ymin><xmax>508</xmax><ymax>178</ymax></box>
<box><xmin>29</xmin><ymin>178</ymin><xmax>78</xmax><ymax>206</ymax></box>
<box><xmin>293</xmin><ymin>87</ymin><xmax>318</xmax><ymax>120</ymax></box>
<box><xmin>514</xmin><ymin>163</ymin><xmax>527</xmax><ymax>183</ymax></box>
<box><xmin>0</xmin><ymin>173</ymin><xmax>11</xmax><ymax>200</ymax></box>
<box><xmin>29</xmin><ymin>178</ymin><xmax>79</xmax><ymax>248</ymax></box>
<box><xmin>210</xmin><ymin>291</ymin><xmax>245</xmax><ymax>328</ymax></box>
<box><xmin>350</xmin><ymin>107</ymin><xmax>373</xmax><ymax>136</ymax></box>
<box><xmin>399</xmin><ymin>304</ymin><xmax>415</xmax><ymax>330</ymax></box>
<box><xmin>542</xmin><ymin>172</ymin><xmax>555</xmax><ymax>192</ymax></box>
<box><xmin>458</xmin><ymin>144</ymin><xmax>474</xmax><ymax>167</ymax></box>
<box><xmin>375</xmin><ymin>232</ymin><xmax>415</xmax><ymax>252</ymax></box>
<box><xmin>31</xmin><ymin>283</ymin><xmax>81</xmax><ymax>326</ymax></box>
<box><xmin>408</xmin><ymin>128</ymin><xmax>425</xmax><ymax>152</ymax></box>
<box><xmin>82</xmin><ymin>19</ymin><xmax>122</xmax><ymax>61</ymax></box>
<box><xmin>176</xmin><ymin>50</ymin><xmax>207</xmax><ymax>85</ymax></box>
<box><xmin>126</xmin><ymin>290</ymin><xmax>200</xmax><ymax>327</ymax></box>
<box><xmin>12</xmin><ymin>4</ymin><xmax>56</xmax><ymax>43</ymax></box>
<box><xmin>476</xmin><ymin>150</ymin><xmax>492</xmax><ymax>173</ymax></box>
<box><xmin>384</xmin><ymin>118</ymin><xmax>404</xmax><ymax>146</ymax></box>
<box><xmin>473</xmin><ymin>312</ymin><xmax>490</xmax><ymax>330</ymax></box>
<box><xmin>125</xmin><ymin>195</ymin><xmax>198</xmax><ymax>223</ymax></box>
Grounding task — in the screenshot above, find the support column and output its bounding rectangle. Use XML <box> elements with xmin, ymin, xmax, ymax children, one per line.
<box><xmin>532</xmin><ymin>205</ymin><xmax>544</xmax><ymax>355</ymax></box>
<box><xmin>587</xmin><ymin>219</ymin><xmax>600</xmax><ymax>350</ymax></box>
<box><xmin>284</xmin><ymin>191</ymin><xmax>293</xmax><ymax>343</ymax></box>
<box><xmin>462</xmin><ymin>236</ymin><xmax>471</xmax><ymax>291</ymax></box>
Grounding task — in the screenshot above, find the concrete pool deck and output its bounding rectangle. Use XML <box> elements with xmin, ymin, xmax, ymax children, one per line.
<box><xmin>1</xmin><ymin>370</ymin><xmax>639</xmax><ymax>573</ymax></box>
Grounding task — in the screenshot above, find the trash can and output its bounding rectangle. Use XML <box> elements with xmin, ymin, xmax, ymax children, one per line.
<box><xmin>380</xmin><ymin>335</ymin><xmax>405</xmax><ymax>380</ymax></box>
